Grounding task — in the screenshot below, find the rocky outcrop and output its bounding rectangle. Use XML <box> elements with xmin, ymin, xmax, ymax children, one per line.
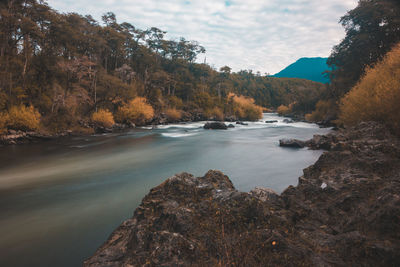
<box><xmin>85</xmin><ymin>122</ymin><xmax>400</xmax><ymax>266</ymax></box>
<box><xmin>203</xmin><ymin>122</ymin><xmax>228</xmax><ymax>130</ymax></box>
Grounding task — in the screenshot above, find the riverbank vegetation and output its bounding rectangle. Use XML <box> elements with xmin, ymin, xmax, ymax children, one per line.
<box><xmin>0</xmin><ymin>0</ymin><xmax>324</xmax><ymax>134</ymax></box>
<box><xmin>304</xmin><ymin>0</ymin><xmax>400</xmax><ymax>127</ymax></box>
<box><xmin>338</xmin><ymin>42</ymin><xmax>400</xmax><ymax>134</ymax></box>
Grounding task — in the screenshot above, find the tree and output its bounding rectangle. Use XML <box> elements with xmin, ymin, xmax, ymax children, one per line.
<box><xmin>327</xmin><ymin>0</ymin><xmax>400</xmax><ymax>98</ymax></box>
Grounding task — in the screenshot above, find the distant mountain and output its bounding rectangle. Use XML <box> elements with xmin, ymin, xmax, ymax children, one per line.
<box><xmin>273</xmin><ymin>57</ymin><xmax>331</xmax><ymax>83</ymax></box>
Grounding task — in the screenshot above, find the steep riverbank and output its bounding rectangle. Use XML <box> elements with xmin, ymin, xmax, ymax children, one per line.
<box><xmin>85</xmin><ymin>122</ymin><xmax>400</xmax><ymax>266</ymax></box>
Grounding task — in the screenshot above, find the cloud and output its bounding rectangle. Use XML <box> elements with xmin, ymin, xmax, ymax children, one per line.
<box><xmin>46</xmin><ymin>0</ymin><xmax>358</xmax><ymax>74</ymax></box>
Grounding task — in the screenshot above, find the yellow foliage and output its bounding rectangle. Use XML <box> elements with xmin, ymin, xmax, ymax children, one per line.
<box><xmin>228</xmin><ymin>93</ymin><xmax>263</xmax><ymax>121</ymax></box>
<box><xmin>338</xmin><ymin>42</ymin><xmax>400</xmax><ymax>133</ymax></box>
<box><xmin>165</xmin><ymin>108</ymin><xmax>182</xmax><ymax>121</ymax></box>
<box><xmin>7</xmin><ymin>105</ymin><xmax>41</xmax><ymax>131</ymax></box>
<box><xmin>115</xmin><ymin>97</ymin><xmax>154</xmax><ymax>125</ymax></box>
<box><xmin>91</xmin><ymin>109</ymin><xmax>115</xmax><ymax>128</ymax></box>
<box><xmin>305</xmin><ymin>100</ymin><xmax>336</xmax><ymax>122</ymax></box>
<box><xmin>0</xmin><ymin>112</ymin><xmax>8</xmax><ymax>134</ymax></box>
<box><xmin>204</xmin><ymin>107</ymin><xmax>224</xmax><ymax>121</ymax></box>
<box><xmin>277</xmin><ymin>105</ymin><xmax>291</xmax><ymax>116</ymax></box>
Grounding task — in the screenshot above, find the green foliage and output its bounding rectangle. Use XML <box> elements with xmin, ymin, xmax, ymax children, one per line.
<box><xmin>338</xmin><ymin>42</ymin><xmax>400</xmax><ymax>133</ymax></box>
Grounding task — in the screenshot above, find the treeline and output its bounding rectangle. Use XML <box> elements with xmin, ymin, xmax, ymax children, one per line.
<box><xmin>304</xmin><ymin>0</ymin><xmax>400</xmax><ymax>131</ymax></box>
<box><xmin>0</xmin><ymin>0</ymin><xmax>324</xmax><ymax>134</ymax></box>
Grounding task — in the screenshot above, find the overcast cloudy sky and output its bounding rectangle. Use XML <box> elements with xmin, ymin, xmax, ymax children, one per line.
<box><xmin>47</xmin><ymin>0</ymin><xmax>358</xmax><ymax>74</ymax></box>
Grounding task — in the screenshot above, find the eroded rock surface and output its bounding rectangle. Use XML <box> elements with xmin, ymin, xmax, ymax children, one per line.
<box><xmin>85</xmin><ymin>122</ymin><xmax>400</xmax><ymax>267</ymax></box>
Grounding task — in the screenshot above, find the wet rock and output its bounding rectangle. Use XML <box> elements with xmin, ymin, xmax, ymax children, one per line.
<box><xmin>279</xmin><ymin>138</ymin><xmax>306</xmax><ymax>148</ymax></box>
<box><xmin>203</xmin><ymin>122</ymin><xmax>228</xmax><ymax>130</ymax></box>
<box><xmin>265</xmin><ymin>120</ymin><xmax>278</xmax><ymax>123</ymax></box>
<box><xmin>224</xmin><ymin>116</ymin><xmax>236</xmax><ymax>122</ymax></box>
<box><xmin>236</xmin><ymin>121</ymin><xmax>248</xmax><ymax>125</ymax></box>
<box><xmin>283</xmin><ymin>118</ymin><xmax>294</xmax><ymax>123</ymax></box>
<box><xmin>94</xmin><ymin>127</ymin><xmax>113</xmax><ymax>134</ymax></box>
<box><xmin>227</xmin><ymin>124</ymin><xmax>235</xmax><ymax>128</ymax></box>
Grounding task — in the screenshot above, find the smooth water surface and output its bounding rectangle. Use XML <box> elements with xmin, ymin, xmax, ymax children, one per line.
<box><xmin>0</xmin><ymin>113</ymin><xmax>330</xmax><ymax>266</ymax></box>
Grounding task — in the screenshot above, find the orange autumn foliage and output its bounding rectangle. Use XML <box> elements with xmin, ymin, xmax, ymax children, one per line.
<box><xmin>7</xmin><ymin>105</ymin><xmax>41</xmax><ymax>131</ymax></box>
<box><xmin>277</xmin><ymin>104</ymin><xmax>291</xmax><ymax>116</ymax></box>
<box><xmin>0</xmin><ymin>112</ymin><xmax>8</xmax><ymax>134</ymax></box>
<box><xmin>228</xmin><ymin>93</ymin><xmax>263</xmax><ymax>121</ymax></box>
<box><xmin>338</xmin><ymin>42</ymin><xmax>400</xmax><ymax>133</ymax></box>
<box><xmin>165</xmin><ymin>108</ymin><xmax>182</xmax><ymax>121</ymax></box>
<box><xmin>91</xmin><ymin>109</ymin><xmax>115</xmax><ymax>128</ymax></box>
<box><xmin>116</xmin><ymin>97</ymin><xmax>154</xmax><ymax>125</ymax></box>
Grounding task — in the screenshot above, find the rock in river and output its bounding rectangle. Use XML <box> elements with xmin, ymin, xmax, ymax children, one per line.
<box><xmin>279</xmin><ymin>138</ymin><xmax>306</xmax><ymax>148</ymax></box>
<box><xmin>203</xmin><ymin>122</ymin><xmax>228</xmax><ymax>130</ymax></box>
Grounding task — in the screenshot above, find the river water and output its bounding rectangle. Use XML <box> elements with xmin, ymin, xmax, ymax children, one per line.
<box><xmin>0</xmin><ymin>113</ymin><xmax>330</xmax><ymax>266</ymax></box>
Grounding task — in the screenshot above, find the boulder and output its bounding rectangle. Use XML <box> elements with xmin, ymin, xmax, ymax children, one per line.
<box><xmin>236</xmin><ymin>121</ymin><xmax>248</xmax><ymax>125</ymax></box>
<box><xmin>227</xmin><ymin>124</ymin><xmax>235</xmax><ymax>128</ymax></box>
<box><xmin>203</xmin><ymin>122</ymin><xmax>228</xmax><ymax>130</ymax></box>
<box><xmin>279</xmin><ymin>138</ymin><xmax>305</xmax><ymax>148</ymax></box>
<box><xmin>265</xmin><ymin>120</ymin><xmax>278</xmax><ymax>123</ymax></box>
<box><xmin>283</xmin><ymin>118</ymin><xmax>294</xmax><ymax>123</ymax></box>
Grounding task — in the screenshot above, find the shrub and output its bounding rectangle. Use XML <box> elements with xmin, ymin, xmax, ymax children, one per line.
<box><xmin>91</xmin><ymin>109</ymin><xmax>115</xmax><ymax>128</ymax></box>
<box><xmin>165</xmin><ymin>108</ymin><xmax>182</xmax><ymax>121</ymax></box>
<box><xmin>7</xmin><ymin>105</ymin><xmax>41</xmax><ymax>131</ymax></box>
<box><xmin>338</xmin><ymin>42</ymin><xmax>400</xmax><ymax>133</ymax></box>
<box><xmin>0</xmin><ymin>112</ymin><xmax>8</xmax><ymax>134</ymax></box>
<box><xmin>115</xmin><ymin>97</ymin><xmax>154</xmax><ymax>125</ymax></box>
<box><xmin>228</xmin><ymin>93</ymin><xmax>263</xmax><ymax>121</ymax></box>
<box><xmin>204</xmin><ymin>107</ymin><xmax>224</xmax><ymax>121</ymax></box>
<box><xmin>305</xmin><ymin>100</ymin><xmax>337</xmax><ymax>122</ymax></box>
<box><xmin>277</xmin><ymin>104</ymin><xmax>291</xmax><ymax>116</ymax></box>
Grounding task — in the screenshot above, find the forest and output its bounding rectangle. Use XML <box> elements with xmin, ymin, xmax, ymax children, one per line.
<box><xmin>1</xmin><ymin>0</ymin><xmax>399</xmax><ymax>135</ymax></box>
<box><xmin>0</xmin><ymin>0</ymin><xmax>325</xmax><ymax>134</ymax></box>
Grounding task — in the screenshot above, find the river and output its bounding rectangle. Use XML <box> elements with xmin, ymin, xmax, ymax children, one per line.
<box><xmin>0</xmin><ymin>113</ymin><xmax>330</xmax><ymax>266</ymax></box>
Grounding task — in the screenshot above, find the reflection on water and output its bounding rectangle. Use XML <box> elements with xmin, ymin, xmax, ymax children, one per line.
<box><xmin>0</xmin><ymin>114</ymin><xmax>330</xmax><ymax>266</ymax></box>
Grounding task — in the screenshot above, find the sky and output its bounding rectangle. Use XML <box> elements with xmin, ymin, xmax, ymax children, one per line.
<box><xmin>46</xmin><ymin>0</ymin><xmax>358</xmax><ymax>74</ymax></box>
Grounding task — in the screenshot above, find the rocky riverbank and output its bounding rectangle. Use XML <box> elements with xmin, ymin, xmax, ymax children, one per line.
<box><xmin>84</xmin><ymin>122</ymin><xmax>400</xmax><ymax>266</ymax></box>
